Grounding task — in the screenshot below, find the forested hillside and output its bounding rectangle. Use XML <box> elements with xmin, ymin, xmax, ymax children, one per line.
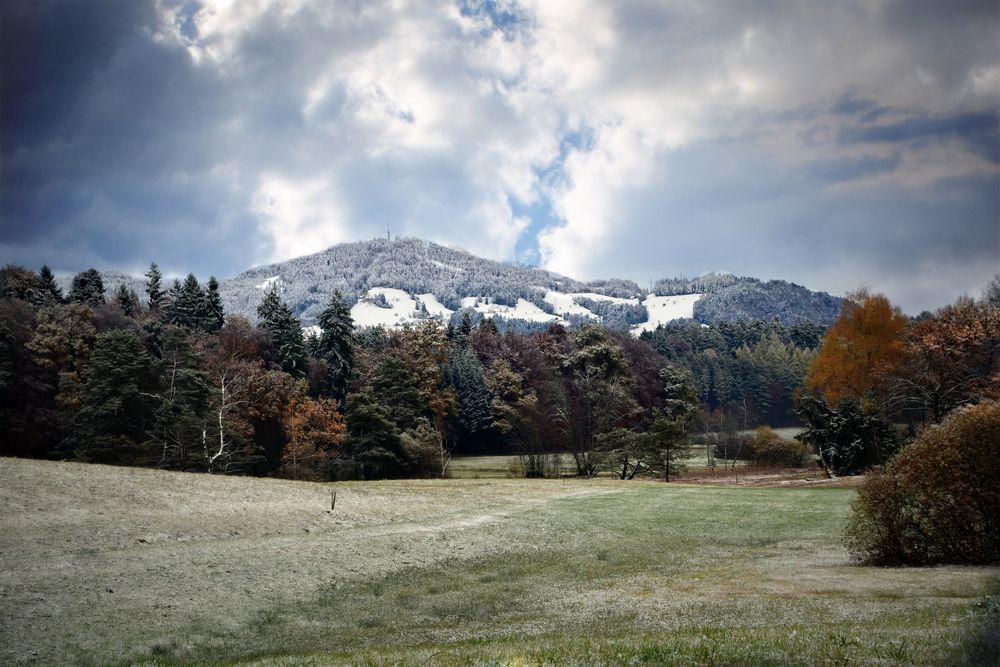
<box><xmin>55</xmin><ymin>238</ymin><xmax>841</xmax><ymax>330</ymax></box>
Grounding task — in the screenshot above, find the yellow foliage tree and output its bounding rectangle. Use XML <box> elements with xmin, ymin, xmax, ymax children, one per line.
<box><xmin>807</xmin><ymin>290</ymin><xmax>908</xmax><ymax>405</ymax></box>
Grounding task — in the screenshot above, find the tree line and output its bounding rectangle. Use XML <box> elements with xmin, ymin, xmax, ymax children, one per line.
<box><xmin>0</xmin><ymin>263</ymin><xmax>700</xmax><ymax>481</ymax></box>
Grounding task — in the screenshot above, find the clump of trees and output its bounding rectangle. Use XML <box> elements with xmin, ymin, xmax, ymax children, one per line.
<box><xmin>845</xmin><ymin>401</ymin><xmax>1000</xmax><ymax>565</ymax></box>
<box><xmin>799</xmin><ymin>288</ymin><xmax>999</xmax><ymax>478</ymax></box>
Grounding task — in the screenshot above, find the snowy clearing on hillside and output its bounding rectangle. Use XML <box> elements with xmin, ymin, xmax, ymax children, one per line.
<box><xmin>461</xmin><ymin>297</ymin><xmax>565</xmax><ymax>324</ymax></box>
<box><xmin>301</xmin><ymin>324</ymin><xmax>321</xmax><ymax>338</ymax></box>
<box><xmin>416</xmin><ymin>293</ymin><xmax>454</xmax><ymax>319</ymax></box>
<box><xmin>351</xmin><ymin>288</ymin><xmax>421</xmax><ymax>328</ymax></box>
<box><xmin>544</xmin><ymin>291</ymin><xmax>600</xmax><ymax>319</ymax></box>
<box><xmin>572</xmin><ymin>292</ymin><xmax>641</xmax><ymax>305</ymax></box>
<box><xmin>255</xmin><ymin>276</ymin><xmax>280</xmax><ymax>290</ymax></box>
<box><xmin>632</xmin><ymin>294</ymin><xmax>702</xmax><ymax>334</ymax></box>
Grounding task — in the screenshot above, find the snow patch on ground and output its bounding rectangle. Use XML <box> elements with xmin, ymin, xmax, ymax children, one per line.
<box><xmin>301</xmin><ymin>325</ymin><xmax>322</xmax><ymax>338</ymax></box>
<box><xmin>571</xmin><ymin>292</ymin><xmax>640</xmax><ymax>305</ymax></box>
<box><xmin>632</xmin><ymin>294</ymin><xmax>702</xmax><ymax>335</ymax></box>
<box><xmin>416</xmin><ymin>293</ymin><xmax>454</xmax><ymax>320</ymax></box>
<box><xmin>255</xmin><ymin>276</ymin><xmax>281</xmax><ymax>290</ymax></box>
<box><xmin>544</xmin><ymin>291</ymin><xmax>601</xmax><ymax>320</ymax></box>
<box><xmin>461</xmin><ymin>297</ymin><xmax>565</xmax><ymax>324</ymax></box>
<box><xmin>352</xmin><ymin>288</ymin><xmax>421</xmax><ymax>328</ymax></box>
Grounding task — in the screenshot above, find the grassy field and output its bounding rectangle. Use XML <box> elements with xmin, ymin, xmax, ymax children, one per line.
<box><xmin>0</xmin><ymin>457</ymin><xmax>996</xmax><ymax>666</ymax></box>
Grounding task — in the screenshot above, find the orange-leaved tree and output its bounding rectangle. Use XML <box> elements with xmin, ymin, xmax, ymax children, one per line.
<box><xmin>807</xmin><ymin>290</ymin><xmax>908</xmax><ymax>405</ymax></box>
<box><xmin>282</xmin><ymin>397</ymin><xmax>346</xmax><ymax>480</ymax></box>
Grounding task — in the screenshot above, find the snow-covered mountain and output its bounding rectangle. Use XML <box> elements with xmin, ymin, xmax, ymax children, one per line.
<box><xmin>70</xmin><ymin>237</ymin><xmax>842</xmax><ymax>333</ymax></box>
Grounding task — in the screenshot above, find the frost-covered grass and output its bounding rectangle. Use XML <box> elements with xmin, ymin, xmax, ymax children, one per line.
<box><xmin>1</xmin><ymin>458</ymin><xmax>994</xmax><ymax>666</ymax></box>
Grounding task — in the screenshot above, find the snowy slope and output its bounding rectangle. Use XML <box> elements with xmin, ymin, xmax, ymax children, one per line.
<box><xmin>632</xmin><ymin>294</ymin><xmax>702</xmax><ymax>334</ymax></box>
<box><xmin>461</xmin><ymin>297</ymin><xmax>566</xmax><ymax>325</ymax></box>
<box><xmin>351</xmin><ymin>288</ymin><xmax>422</xmax><ymax>328</ymax></box>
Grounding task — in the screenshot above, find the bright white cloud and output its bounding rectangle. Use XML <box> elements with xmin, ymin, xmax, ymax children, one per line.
<box><xmin>251</xmin><ymin>174</ymin><xmax>349</xmax><ymax>263</ymax></box>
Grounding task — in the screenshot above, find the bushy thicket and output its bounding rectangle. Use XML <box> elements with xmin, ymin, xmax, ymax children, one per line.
<box><xmin>745</xmin><ymin>427</ymin><xmax>812</xmax><ymax>467</ymax></box>
<box><xmin>845</xmin><ymin>401</ymin><xmax>1000</xmax><ymax>565</ymax></box>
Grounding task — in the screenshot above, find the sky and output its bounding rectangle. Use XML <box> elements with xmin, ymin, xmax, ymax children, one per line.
<box><xmin>1</xmin><ymin>0</ymin><xmax>998</xmax><ymax>313</ymax></box>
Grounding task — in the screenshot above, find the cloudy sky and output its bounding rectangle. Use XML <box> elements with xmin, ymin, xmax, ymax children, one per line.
<box><xmin>2</xmin><ymin>0</ymin><xmax>998</xmax><ymax>312</ymax></box>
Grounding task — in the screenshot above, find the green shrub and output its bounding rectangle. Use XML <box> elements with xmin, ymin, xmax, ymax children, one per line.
<box><xmin>845</xmin><ymin>401</ymin><xmax>1000</xmax><ymax>565</ymax></box>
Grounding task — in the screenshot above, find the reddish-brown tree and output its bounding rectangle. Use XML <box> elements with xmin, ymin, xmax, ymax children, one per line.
<box><xmin>807</xmin><ymin>290</ymin><xmax>908</xmax><ymax>405</ymax></box>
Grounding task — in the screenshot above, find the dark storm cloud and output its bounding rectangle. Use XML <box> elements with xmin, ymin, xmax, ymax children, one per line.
<box><xmin>838</xmin><ymin>111</ymin><xmax>1000</xmax><ymax>164</ymax></box>
<box><xmin>1</xmin><ymin>0</ymin><xmax>256</xmax><ymax>277</ymax></box>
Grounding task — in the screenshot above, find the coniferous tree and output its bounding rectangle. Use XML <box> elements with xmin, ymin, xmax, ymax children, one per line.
<box><xmin>168</xmin><ymin>274</ymin><xmax>208</xmax><ymax>329</ymax></box>
<box><xmin>38</xmin><ymin>265</ymin><xmax>64</xmax><ymax>304</ymax></box>
<box><xmin>146</xmin><ymin>326</ymin><xmax>211</xmax><ymax>470</ymax></box>
<box><xmin>343</xmin><ymin>389</ymin><xmax>407</xmax><ymax>479</ymax></box>
<box><xmin>145</xmin><ymin>262</ymin><xmax>167</xmax><ymax>312</ymax></box>
<box><xmin>257</xmin><ymin>288</ymin><xmax>307</xmax><ymax>377</ymax></box>
<box><xmin>205</xmin><ymin>277</ymin><xmax>225</xmax><ymax>333</ymax></box>
<box><xmin>442</xmin><ymin>346</ymin><xmax>492</xmax><ymax>442</ymax></box>
<box><xmin>371</xmin><ymin>354</ymin><xmax>425</xmax><ymax>430</ymax></box>
<box><xmin>76</xmin><ymin>329</ymin><xmax>153</xmax><ymax>464</ymax></box>
<box><xmin>316</xmin><ymin>291</ymin><xmax>355</xmax><ymax>401</ymax></box>
<box><xmin>115</xmin><ymin>284</ymin><xmax>139</xmax><ymax>318</ymax></box>
<box><xmin>69</xmin><ymin>269</ymin><xmax>105</xmax><ymax>307</ymax></box>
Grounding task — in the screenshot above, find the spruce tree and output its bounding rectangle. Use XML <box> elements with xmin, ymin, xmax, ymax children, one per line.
<box><xmin>76</xmin><ymin>329</ymin><xmax>153</xmax><ymax>464</ymax></box>
<box><xmin>204</xmin><ymin>277</ymin><xmax>225</xmax><ymax>333</ymax></box>
<box><xmin>167</xmin><ymin>274</ymin><xmax>207</xmax><ymax>329</ymax></box>
<box><xmin>68</xmin><ymin>269</ymin><xmax>105</xmax><ymax>307</ymax></box>
<box><xmin>316</xmin><ymin>291</ymin><xmax>355</xmax><ymax>401</ymax></box>
<box><xmin>442</xmin><ymin>346</ymin><xmax>492</xmax><ymax>440</ymax></box>
<box><xmin>257</xmin><ymin>288</ymin><xmax>307</xmax><ymax>377</ymax></box>
<box><xmin>38</xmin><ymin>265</ymin><xmax>64</xmax><ymax>304</ymax></box>
<box><xmin>371</xmin><ymin>355</ymin><xmax>424</xmax><ymax>430</ymax></box>
<box><xmin>115</xmin><ymin>284</ymin><xmax>139</xmax><ymax>318</ymax></box>
<box><xmin>344</xmin><ymin>390</ymin><xmax>407</xmax><ymax>479</ymax></box>
<box><xmin>145</xmin><ymin>262</ymin><xmax>166</xmax><ymax>312</ymax></box>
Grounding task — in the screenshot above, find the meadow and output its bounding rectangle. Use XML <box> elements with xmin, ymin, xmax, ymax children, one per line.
<box><xmin>0</xmin><ymin>456</ymin><xmax>995</xmax><ymax>666</ymax></box>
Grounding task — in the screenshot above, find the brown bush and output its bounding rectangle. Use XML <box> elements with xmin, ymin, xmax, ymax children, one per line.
<box><xmin>845</xmin><ymin>401</ymin><xmax>1000</xmax><ymax>565</ymax></box>
<box><xmin>746</xmin><ymin>427</ymin><xmax>812</xmax><ymax>467</ymax></box>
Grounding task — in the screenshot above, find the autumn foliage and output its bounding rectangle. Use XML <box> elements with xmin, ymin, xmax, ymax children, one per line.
<box><xmin>845</xmin><ymin>401</ymin><xmax>1000</xmax><ymax>565</ymax></box>
<box><xmin>807</xmin><ymin>290</ymin><xmax>907</xmax><ymax>405</ymax></box>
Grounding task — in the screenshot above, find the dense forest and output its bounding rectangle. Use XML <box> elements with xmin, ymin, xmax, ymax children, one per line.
<box><xmin>3</xmin><ymin>262</ymin><xmax>998</xmax><ymax>488</ymax></box>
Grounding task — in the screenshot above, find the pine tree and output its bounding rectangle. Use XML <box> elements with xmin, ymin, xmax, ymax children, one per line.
<box><xmin>76</xmin><ymin>330</ymin><xmax>153</xmax><ymax>464</ymax></box>
<box><xmin>442</xmin><ymin>346</ymin><xmax>492</xmax><ymax>440</ymax></box>
<box><xmin>68</xmin><ymin>269</ymin><xmax>105</xmax><ymax>307</ymax></box>
<box><xmin>344</xmin><ymin>390</ymin><xmax>407</xmax><ymax>479</ymax></box>
<box><xmin>147</xmin><ymin>326</ymin><xmax>211</xmax><ymax>470</ymax></box>
<box><xmin>257</xmin><ymin>288</ymin><xmax>307</xmax><ymax>377</ymax></box>
<box><xmin>204</xmin><ymin>277</ymin><xmax>225</xmax><ymax>333</ymax></box>
<box><xmin>371</xmin><ymin>355</ymin><xmax>425</xmax><ymax>430</ymax></box>
<box><xmin>167</xmin><ymin>274</ymin><xmax>208</xmax><ymax>329</ymax></box>
<box><xmin>115</xmin><ymin>284</ymin><xmax>139</xmax><ymax>318</ymax></box>
<box><xmin>145</xmin><ymin>262</ymin><xmax>166</xmax><ymax>312</ymax></box>
<box><xmin>38</xmin><ymin>265</ymin><xmax>64</xmax><ymax>304</ymax></box>
<box><xmin>316</xmin><ymin>291</ymin><xmax>355</xmax><ymax>401</ymax></box>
